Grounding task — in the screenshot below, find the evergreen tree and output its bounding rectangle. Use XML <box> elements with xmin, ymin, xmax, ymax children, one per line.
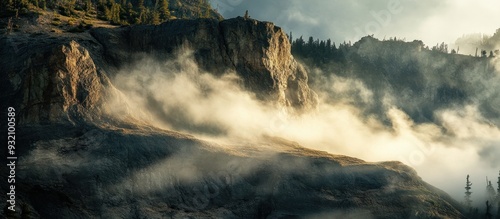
<box><xmin>136</xmin><ymin>4</ymin><xmax>147</xmax><ymax>24</ymax></box>
<box><xmin>110</xmin><ymin>3</ymin><xmax>121</xmax><ymax>24</ymax></box>
<box><xmin>84</xmin><ymin>0</ymin><xmax>92</xmax><ymax>13</ymax></box>
<box><xmin>244</xmin><ymin>10</ymin><xmax>249</xmax><ymax>19</ymax></box>
<box><xmin>465</xmin><ymin>175</ymin><xmax>473</xmax><ymax>209</ymax></box>
<box><xmin>104</xmin><ymin>6</ymin><xmax>112</xmax><ymax>20</ymax></box>
<box><xmin>203</xmin><ymin>1</ymin><xmax>210</xmax><ymax>18</ymax></box>
<box><xmin>497</xmin><ymin>171</ymin><xmax>500</xmax><ymax>198</ymax></box>
<box><xmin>482</xmin><ymin>50</ymin><xmax>487</xmax><ymax>57</ymax></box>
<box><xmin>496</xmin><ymin>171</ymin><xmax>500</xmax><ymax>219</ymax></box>
<box><xmin>194</xmin><ymin>0</ymin><xmax>202</xmax><ymax>17</ymax></box>
<box><xmin>487</xmin><ymin>178</ymin><xmax>497</xmax><ymax>203</ymax></box>
<box><xmin>150</xmin><ymin>10</ymin><xmax>160</xmax><ymax>24</ymax></box>
<box><xmin>125</xmin><ymin>2</ymin><xmax>136</xmax><ymax>23</ymax></box>
<box><xmin>486</xmin><ymin>201</ymin><xmax>493</xmax><ymax>219</ymax></box>
<box><xmin>137</xmin><ymin>0</ymin><xmax>144</xmax><ymax>9</ymax></box>
<box><xmin>159</xmin><ymin>0</ymin><xmax>169</xmax><ymax>20</ymax></box>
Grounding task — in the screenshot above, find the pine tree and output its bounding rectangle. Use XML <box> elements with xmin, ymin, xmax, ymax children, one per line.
<box><xmin>125</xmin><ymin>2</ymin><xmax>135</xmax><ymax>23</ymax></box>
<box><xmin>104</xmin><ymin>6</ymin><xmax>112</xmax><ymax>20</ymax></box>
<box><xmin>487</xmin><ymin>178</ymin><xmax>497</xmax><ymax>203</ymax></box>
<box><xmin>497</xmin><ymin>171</ymin><xmax>500</xmax><ymax>198</ymax></box>
<box><xmin>204</xmin><ymin>4</ymin><xmax>210</xmax><ymax>18</ymax></box>
<box><xmin>486</xmin><ymin>201</ymin><xmax>493</xmax><ymax>219</ymax></box>
<box><xmin>110</xmin><ymin>3</ymin><xmax>121</xmax><ymax>24</ymax></box>
<box><xmin>137</xmin><ymin>0</ymin><xmax>144</xmax><ymax>9</ymax></box>
<box><xmin>150</xmin><ymin>10</ymin><xmax>160</xmax><ymax>24</ymax></box>
<box><xmin>159</xmin><ymin>0</ymin><xmax>169</xmax><ymax>20</ymax></box>
<box><xmin>244</xmin><ymin>10</ymin><xmax>249</xmax><ymax>19</ymax></box>
<box><xmin>465</xmin><ymin>174</ymin><xmax>473</xmax><ymax>209</ymax></box>
<box><xmin>85</xmin><ymin>0</ymin><xmax>92</xmax><ymax>13</ymax></box>
<box><xmin>136</xmin><ymin>4</ymin><xmax>147</xmax><ymax>24</ymax></box>
<box><xmin>496</xmin><ymin>171</ymin><xmax>500</xmax><ymax>219</ymax></box>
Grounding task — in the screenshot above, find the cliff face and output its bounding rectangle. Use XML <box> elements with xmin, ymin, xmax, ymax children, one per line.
<box><xmin>2</xmin><ymin>17</ymin><xmax>318</xmax><ymax>125</ymax></box>
<box><xmin>219</xmin><ymin>18</ymin><xmax>317</xmax><ymax>111</ymax></box>
<box><xmin>91</xmin><ymin>17</ymin><xmax>318</xmax><ymax>112</ymax></box>
<box><xmin>19</xmin><ymin>41</ymin><xmax>105</xmax><ymax>124</ymax></box>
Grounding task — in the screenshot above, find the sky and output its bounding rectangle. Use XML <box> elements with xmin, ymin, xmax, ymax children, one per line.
<box><xmin>210</xmin><ymin>0</ymin><xmax>500</xmax><ymax>47</ymax></box>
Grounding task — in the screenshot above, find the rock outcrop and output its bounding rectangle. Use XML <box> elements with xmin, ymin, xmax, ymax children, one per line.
<box><xmin>219</xmin><ymin>18</ymin><xmax>317</xmax><ymax>111</ymax></box>
<box><xmin>2</xmin><ymin>17</ymin><xmax>318</xmax><ymax>127</ymax></box>
<box><xmin>19</xmin><ymin>41</ymin><xmax>105</xmax><ymax>124</ymax></box>
<box><xmin>91</xmin><ymin>17</ymin><xmax>318</xmax><ymax>112</ymax></box>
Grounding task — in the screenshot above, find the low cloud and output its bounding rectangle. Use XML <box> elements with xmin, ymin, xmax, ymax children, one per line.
<box><xmin>105</xmin><ymin>48</ymin><xmax>500</xmax><ymax>207</ymax></box>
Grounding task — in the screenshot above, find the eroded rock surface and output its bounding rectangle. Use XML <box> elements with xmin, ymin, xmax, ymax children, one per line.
<box><xmin>19</xmin><ymin>41</ymin><xmax>105</xmax><ymax>124</ymax></box>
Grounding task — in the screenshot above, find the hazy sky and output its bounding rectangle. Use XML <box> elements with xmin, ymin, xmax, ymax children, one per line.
<box><xmin>211</xmin><ymin>0</ymin><xmax>500</xmax><ymax>47</ymax></box>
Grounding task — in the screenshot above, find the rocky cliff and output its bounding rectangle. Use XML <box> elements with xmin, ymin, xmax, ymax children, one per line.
<box><xmin>2</xmin><ymin>17</ymin><xmax>317</xmax><ymax>126</ymax></box>
<box><xmin>19</xmin><ymin>41</ymin><xmax>106</xmax><ymax>124</ymax></box>
<box><xmin>90</xmin><ymin>17</ymin><xmax>318</xmax><ymax>112</ymax></box>
<box><xmin>0</xmin><ymin>17</ymin><xmax>466</xmax><ymax>219</ymax></box>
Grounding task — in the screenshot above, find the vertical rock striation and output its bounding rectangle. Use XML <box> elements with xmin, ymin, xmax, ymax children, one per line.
<box><xmin>19</xmin><ymin>41</ymin><xmax>105</xmax><ymax>124</ymax></box>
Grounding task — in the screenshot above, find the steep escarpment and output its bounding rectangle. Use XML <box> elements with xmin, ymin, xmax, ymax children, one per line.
<box><xmin>219</xmin><ymin>18</ymin><xmax>317</xmax><ymax>111</ymax></box>
<box><xmin>90</xmin><ymin>17</ymin><xmax>318</xmax><ymax>112</ymax></box>
<box><xmin>2</xmin><ymin>17</ymin><xmax>318</xmax><ymax>125</ymax></box>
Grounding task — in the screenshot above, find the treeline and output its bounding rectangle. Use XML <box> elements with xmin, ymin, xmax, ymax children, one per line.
<box><xmin>289</xmin><ymin>34</ymin><xmax>352</xmax><ymax>64</ymax></box>
<box><xmin>1</xmin><ymin>0</ymin><xmax>214</xmax><ymax>25</ymax></box>
<box><xmin>290</xmin><ymin>34</ymin><xmax>498</xmax><ymax>66</ymax></box>
<box><xmin>289</xmin><ymin>34</ymin><xmax>425</xmax><ymax>65</ymax></box>
<box><xmin>463</xmin><ymin>172</ymin><xmax>500</xmax><ymax>219</ymax></box>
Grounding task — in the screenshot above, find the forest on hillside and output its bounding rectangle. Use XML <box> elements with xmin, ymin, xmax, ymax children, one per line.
<box><xmin>290</xmin><ymin>34</ymin><xmax>500</xmax><ymax>67</ymax></box>
<box><xmin>0</xmin><ymin>0</ymin><xmax>220</xmax><ymax>25</ymax></box>
<box><xmin>290</xmin><ymin>35</ymin><xmax>500</xmax><ymax>127</ymax></box>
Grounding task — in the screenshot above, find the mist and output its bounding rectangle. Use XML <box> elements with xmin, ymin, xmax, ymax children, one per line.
<box><xmin>105</xmin><ymin>47</ymin><xmax>500</xmax><ymax>208</ymax></box>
